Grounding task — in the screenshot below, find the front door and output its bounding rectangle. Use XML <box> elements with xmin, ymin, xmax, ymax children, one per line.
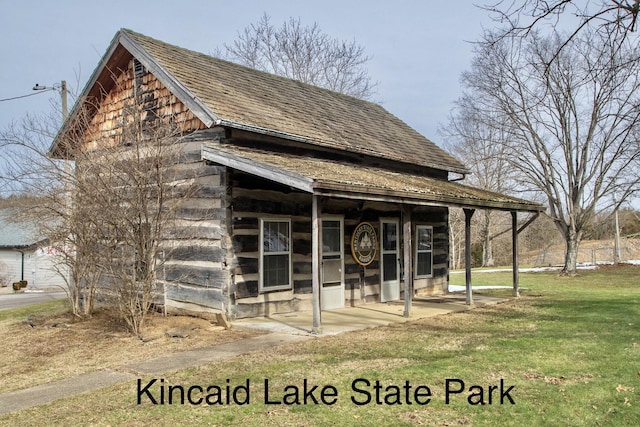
<box><xmin>380</xmin><ymin>219</ymin><xmax>400</xmax><ymax>302</ymax></box>
<box><xmin>321</xmin><ymin>218</ymin><xmax>345</xmax><ymax>310</ymax></box>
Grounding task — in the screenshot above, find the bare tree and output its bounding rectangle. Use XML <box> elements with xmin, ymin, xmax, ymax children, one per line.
<box><xmin>483</xmin><ymin>0</ymin><xmax>640</xmax><ymax>63</ymax></box>
<box><xmin>0</xmin><ymin>112</ymin><xmax>102</xmax><ymax>316</ymax></box>
<box><xmin>58</xmin><ymin>94</ymin><xmax>200</xmax><ymax>334</ymax></box>
<box><xmin>459</xmin><ymin>29</ymin><xmax>640</xmax><ymax>274</ymax></box>
<box><xmin>448</xmin><ymin>208</ymin><xmax>465</xmax><ymax>270</ymax></box>
<box><xmin>1</xmin><ymin>95</ymin><xmax>197</xmax><ymax>333</ymax></box>
<box><xmin>221</xmin><ymin>13</ymin><xmax>377</xmax><ymax>99</ymax></box>
<box><xmin>0</xmin><ymin>260</ymin><xmax>11</xmax><ymax>287</ymax></box>
<box><xmin>80</xmin><ymin>110</ymin><xmax>191</xmax><ymax>334</ymax></box>
<box><xmin>441</xmin><ymin>103</ymin><xmax>519</xmax><ymax>266</ymax></box>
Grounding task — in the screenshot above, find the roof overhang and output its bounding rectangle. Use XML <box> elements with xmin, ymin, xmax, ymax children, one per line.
<box><xmin>201</xmin><ymin>142</ymin><xmax>544</xmax><ymax>212</ymax></box>
<box><xmin>48</xmin><ymin>30</ymin><xmax>219</xmax><ymax>158</ymax></box>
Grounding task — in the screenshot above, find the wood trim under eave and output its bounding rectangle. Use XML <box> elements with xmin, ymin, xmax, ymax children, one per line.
<box><xmin>201</xmin><ymin>145</ymin><xmax>315</xmax><ymax>193</ymax></box>
<box><xmin>119</xmin><ymin>31</ymin><xmax>217</xmax><ymax>128</ymax></box>
<box><xmin>49</xmin><ymin>35</ymin><xmax>128</xmax><ymax>157</ymax></box>
<box><xmin>313</xmin><ymin>186</ymin><xmax>544</xmax><ymax>213</ymax></box>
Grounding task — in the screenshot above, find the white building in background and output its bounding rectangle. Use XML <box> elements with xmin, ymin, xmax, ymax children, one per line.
<box><xmin>0</xmin><ymin>209</ymin><xmax>68</xmax><ymax>290</ymax></box>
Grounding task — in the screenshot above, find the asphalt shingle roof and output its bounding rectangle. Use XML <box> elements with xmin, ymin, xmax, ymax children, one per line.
<box><xmin>118</xmin><ymin>29</ymin><xmax>469</xmax><ymax>174</ymax></box>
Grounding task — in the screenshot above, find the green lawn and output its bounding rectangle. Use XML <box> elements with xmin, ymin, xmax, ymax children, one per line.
<box><xmin>0</xmin><ymin>298</ymin><xmax>67</xmax><ymax>322</ymax></box>
<box><xmin>2</xmin><ymin>265</ymin><xmax>639</xmax><ymax>426</ymax></box>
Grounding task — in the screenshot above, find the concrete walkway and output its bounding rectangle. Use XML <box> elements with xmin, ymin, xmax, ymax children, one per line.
<box><xmin>0</xmin><ymin>333</ymin><xmax>308</xmax><ymax>415</ymax></box>
<box><xmin>0</xmin><ymin>293</ymin><xmax>504</xmax><ymax>416</ymax></box>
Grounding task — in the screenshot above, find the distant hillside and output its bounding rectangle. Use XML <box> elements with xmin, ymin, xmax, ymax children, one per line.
<box><xmin>522</xmin><ymin>238</ymin><xmax>640</xmax><ymax>266</ymax></box>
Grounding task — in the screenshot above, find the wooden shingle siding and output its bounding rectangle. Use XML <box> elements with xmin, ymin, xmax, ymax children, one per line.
<box><xmin>84</xmin><ymin>58</ymin><xmax>205</xmax><ymax>149</ymax></box>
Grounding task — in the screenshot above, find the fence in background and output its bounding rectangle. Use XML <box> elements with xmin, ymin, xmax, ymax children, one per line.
<box><xmin>529</xmin><ymin>239</ymin><xmax>639</xmax><ymax>266</ymax></box>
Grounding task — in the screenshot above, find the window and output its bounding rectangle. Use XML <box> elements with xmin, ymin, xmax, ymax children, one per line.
<box><xmin>415</xmin><ymin>226</ymin><xmax>433</xmax><ymax>278</ymax></box>
<box><xmin>381</xmin><ymin>220</ymin><xmax>399</xmax><ymax>283</ymax></box>
<box><xmin>322</xmin><ymin>218</ymin><xmax>344</xmax><ymax>285</ymax></box>
<box><xmin>260</xmin><ymin>219</ymin><xmax>292</xmax><ymax>291</ymax></box>
<box><xmin>322</xmin><ymin>220</ymin><xmax>342</xmax><ymax>255</ymax></box>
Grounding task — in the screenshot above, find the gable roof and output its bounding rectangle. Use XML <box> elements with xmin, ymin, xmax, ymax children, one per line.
<box><xmin>0</xmin><ymin>209</ymin><xmax>44</xmax><ymax>249</ymax></box>
<box><xmin>57</xmin><ymin>29</ymin><xmax>468</xmax><ymax>174</ymax></box>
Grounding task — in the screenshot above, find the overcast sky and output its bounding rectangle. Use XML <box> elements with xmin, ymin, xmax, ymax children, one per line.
<box><xmin>0</xmin><ymin>1</ymin><xmax>498</xmax><ymax>143</ymax></box>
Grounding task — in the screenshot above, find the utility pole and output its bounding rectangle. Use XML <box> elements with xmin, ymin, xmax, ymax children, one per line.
<box><xmin>612</xmin><ymin>193</ymin><xmax>621</xmax><ymax>264</ymax></box>
<box><xmin>614</xmin><ymin>207</ymin><xmax>621</xmax><ymax>264</ymax></box>
<box><xmin>30</xmin><ymin>79</ymin><xmax>73</xmax><ymax>292</ymax></box>
<box><xmin>33</xmin><ymin>80</ymin><xmax>68</xmax><ymax>124</ymax></box>
<box><xmin>61</xmin><ymin>80</ymin><xmax>68</xmax><ymax>122</ymax></box>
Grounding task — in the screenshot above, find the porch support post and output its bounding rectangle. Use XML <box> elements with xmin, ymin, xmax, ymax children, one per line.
<box><xmin>511</xmin><ymin>211</ymin><xmax>520</xmax><ymax>297</ymax></box>
<box><xmin>403</xmin><ymin>205</ymin><xmax>413</xmax><ymax>317</ymax></box>
<box><xmin>464</xmin><ymin>208</ymin><xmax>475</xmax><ymax>305</ymax></box>
<box><xmin>311</xmin><ymin>195</ymin><xmax>322</xmax><ymax>334</ymax></box>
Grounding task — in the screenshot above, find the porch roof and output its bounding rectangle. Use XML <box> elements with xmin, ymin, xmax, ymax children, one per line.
<box><xmin>201</xmin><ymin>142</ymin><xmax>544</xmax><ymax>212</ymax></box>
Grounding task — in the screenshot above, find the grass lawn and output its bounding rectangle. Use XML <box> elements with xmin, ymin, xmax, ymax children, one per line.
<box><xmin>1</xmin><ymin>265</ymin><xmax>638</xmax><ymax>426</ymax></box>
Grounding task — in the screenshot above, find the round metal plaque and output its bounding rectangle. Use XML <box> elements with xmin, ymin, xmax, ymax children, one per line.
<box><xmin>350</xmin><ymin>222</ymin><xmax>378</xmax><ymax>266</ymax></box>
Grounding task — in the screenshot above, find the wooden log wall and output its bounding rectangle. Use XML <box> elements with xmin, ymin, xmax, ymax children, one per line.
<box><xmin>88</xmin><ymin>131</ymin><xmax>230</xmax><ymax>315</ymax></box>
<box><xmin>76</xmin><ymin>58</ymin><xmax>226</xmax><ymax>314</ymax></box>
<box><xmin>87</xmin><ymin>138</ymin><xmax>449</xmax><ymax>317</ymax></box>
<box><xmin>159</xmin><ymin>136</ymin><xmax>229</xmax><ymax>314</ymax></box>
<box><xmin>228</xmin><ymin>172</ymin><xmax>313</xmax><ymax>318</ymax></box>
<box><xmin>228</xmin><ymin>170</ymin><xmax>450</xmax><ymax>318</ymax></box>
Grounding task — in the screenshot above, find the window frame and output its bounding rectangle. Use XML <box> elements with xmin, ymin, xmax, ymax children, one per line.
<box><xmin>380</xmin><ymin>218</ymin><xmax>400</xmax><ymax>285</ymax></box>
<box><xmin>321</xmin><ymin>216</ymin><xmax>345</xmax><ymax>286</ymax></box>
<box><xmin>259</xmin><ymin>218</ymin><xmax>293</xmax><ymax>292</ymax></box>
<box><xmin>414</xmin><ymin>225</ymin><xmax>434</xmax><ymax>279</ymax></box>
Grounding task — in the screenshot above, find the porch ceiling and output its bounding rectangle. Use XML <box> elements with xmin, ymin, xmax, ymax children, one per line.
<box><xmin>201</xmin><ymin>142</ymin><xmax>544</xmax><ymax>212</ymax></box>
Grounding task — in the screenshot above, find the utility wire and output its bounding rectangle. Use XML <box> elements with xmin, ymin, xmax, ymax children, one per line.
<box><xmin>0</xmin><ymin>89</ymin><xmax>54</xmax><ymax>103</ymax></box>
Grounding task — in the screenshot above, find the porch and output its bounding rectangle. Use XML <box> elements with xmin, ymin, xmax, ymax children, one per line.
<box><xmin>201</xmin><ymin>141</ymin><xmax>545</xmax><ymax>333</ymax></box>
<box><xmin>233</xmin><ymin>292</ymin><xmax>508</xmax><ymax>336</ymax></box>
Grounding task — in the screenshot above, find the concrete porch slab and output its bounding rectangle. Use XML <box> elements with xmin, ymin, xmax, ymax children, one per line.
<box><xmin>233</xmin><ymin>293</ymin><xmax>507</xmax><ymax>336</ymax></box>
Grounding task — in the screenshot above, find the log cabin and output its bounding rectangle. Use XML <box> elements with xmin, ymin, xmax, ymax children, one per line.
<box><xmin>50</xmin><ymin>29</ymin><xmax>543</xmax><ymax>330</ymax></box>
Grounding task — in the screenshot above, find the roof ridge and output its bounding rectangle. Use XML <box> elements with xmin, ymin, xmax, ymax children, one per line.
<box><xmin>59</xmin><ymin>28</ymin><xmax>470</xmax><ymax>174</ymax></box>
<box><xmin>118</xmin><ymin>28</ymin><xmax>388</xmax><ymax>109</ymax></box>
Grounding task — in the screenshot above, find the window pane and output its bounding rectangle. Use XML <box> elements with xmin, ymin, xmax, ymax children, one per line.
<box><xmin>417</xmin><ymin>252</ymin><xmax>432</xmax><ymax>277</ymax></box>
<box><xmin>383</xmin><ymin>222</ymin><xmax>397</xmax><ymax>251</ymax></box>
<box><xmin>264</xmin><ymin>221</ymin><xmax>289</xmax><ymax>252</ymax></box>
<box><xmin>383</xmin><ymin>253</ymin><xmax>397</xmax><ymax>281</ymax></box>
<box><xmin>418</xmin><ymin>227</ymin><xmax>432</xmax><ymax>251</ymax></box>
<box><xmin>263</xmin><ymin>254</ymin><xmax>290</xmax><ymax>288</ymax></box>
<box><xmin>322</xmin><ymin>220</ymin><xmax>341</xmax><ymax>254</ymax></box>
<box><xmin>323</xmin><ymin>258</ymin><xmax>342</xmax><ymax>283</ymax></box>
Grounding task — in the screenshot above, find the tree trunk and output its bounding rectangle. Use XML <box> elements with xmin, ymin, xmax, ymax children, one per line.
<box><xmin>481</xmin><ymin>210</ymin><xmax>494</xmax><ymax>267</ymax></box>
<box><xmin>483</xmin><ymin>233</ymin><xmax>494</xmax><ymax>267</ymax></box>
<box><xmin>449</xmin><ymin>220</ymin><xmax>461</xmax><ymax>270</ymax></box>
<box><xmin>562</xmin><ymin>229</ymin><xmax>581</xmax><ymax>275</ymax></box>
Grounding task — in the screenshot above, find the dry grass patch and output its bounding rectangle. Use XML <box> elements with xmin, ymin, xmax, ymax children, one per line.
<box><xmin>0</xmin><ymin>307</ymin><xmax>261</xmax><ymax>393</ymax></box>
<box><xmin>2</xmin><ymin>266</ymin><xmax>639</xmax><ymax>426</ymax></box>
